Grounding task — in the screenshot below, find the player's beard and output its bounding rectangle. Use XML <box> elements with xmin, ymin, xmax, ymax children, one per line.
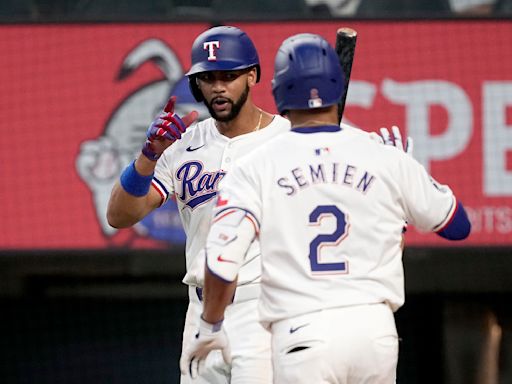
<box><xmin>205</xmin><ymin>83</ymin><xmax>249</xmax><ymax>122</ymax></box>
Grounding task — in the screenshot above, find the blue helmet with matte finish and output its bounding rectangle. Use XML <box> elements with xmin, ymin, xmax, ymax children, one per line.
<box><xmin>271</xmin><ymin>33</ymin><xmax>344</xmax><ymax>114</ymax></box>
<box><xmin>186</xmin><ymin>26</ymin><xmax>261</xmax><ymax>101</ymax></box>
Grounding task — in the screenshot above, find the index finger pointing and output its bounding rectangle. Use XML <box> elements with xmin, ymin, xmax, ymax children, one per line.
<box><xmin>163</xmin><ymin>96</ymin><xmax>177</xmax><ymax>113</ymax></box>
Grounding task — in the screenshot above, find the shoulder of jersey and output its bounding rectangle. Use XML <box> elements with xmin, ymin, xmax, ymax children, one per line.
<box><xmin>248</xmin><ymin>119</ymin><xmax>291</xmax><ymax>157</ymax></box>
<box><xmin>270</xmin><ymin>114</ymin><xmax>291</xmax><ymax>131</ymax></box>
<box><xmin>340</xmin><ymin>122</ymin><xmax>371</xmax><ymax>138</ymax></box>
<box><xmin>344</xmin><ymin>124</ymin><xmax>413</xmax><ymax>163</ymax></box>
<box><xmin>171</xmin><ymin>117</ymin><xmax>216</xmax><ymax>150</ymax></box>
<box><xmin>340</xmin><ymin>123</ymin><xmax>387</xmax><ymax>148</ymax></box>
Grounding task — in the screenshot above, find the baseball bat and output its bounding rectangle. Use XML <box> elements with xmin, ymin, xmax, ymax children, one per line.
<box><xmin>335</xmin><ymin>27</ymin><xmax>358</xmax><ymax>124</ymax></box>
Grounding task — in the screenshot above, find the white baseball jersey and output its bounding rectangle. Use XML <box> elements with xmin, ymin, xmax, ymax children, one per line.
<box><xmin>151</xmin><ymin>114</ymin><xmax>290</xmax><ymax>287</ymax></box>
<box><xmin>209</xmin><ymin>124</ymin><xmax>458</xmax><ymax>327</ymax></box>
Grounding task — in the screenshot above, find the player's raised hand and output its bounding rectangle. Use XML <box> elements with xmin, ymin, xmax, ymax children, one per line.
<box><xmin>378</xmin><ymin>125</ymin><xmax>413</xmax><ymax>155</ymax></box>
<box><xmin>142</xmin><ymin>96</ymin><xmax>199</xmax><ymax>161</ymax></box>
<box><xmin>179</xmin><ymin>317</ymin><xmax>231</xmax><ymax>379</ymax></box>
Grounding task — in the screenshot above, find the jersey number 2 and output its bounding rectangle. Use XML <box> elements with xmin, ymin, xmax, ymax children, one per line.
<box><xmin>309</xmin><ymin>205</ymin><xmax>349</xmax><ymax>274</ymax></box>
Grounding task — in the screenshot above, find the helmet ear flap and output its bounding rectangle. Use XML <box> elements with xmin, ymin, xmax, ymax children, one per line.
<box><xmin>188</xmin><ymin>76</ymin><xmax>204</xmax><ymax>102</ymax></box>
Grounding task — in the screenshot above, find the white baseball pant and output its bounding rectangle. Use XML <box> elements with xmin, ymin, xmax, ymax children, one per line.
<box><xmin>180</xmin><ymin>284</ymin><xmax>272</xmax><ymax>384</ymax></box>
<box><xmin>270</xmin><ymin>303</ymin><xmax>398</xmax><ymax>384</ymax></box>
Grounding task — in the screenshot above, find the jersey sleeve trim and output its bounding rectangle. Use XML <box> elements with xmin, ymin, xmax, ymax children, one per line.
<box><xmin>432</xmin><ymin>195</ymin><xmax>457</xmax><ymax>232</ymax></box>
<box><xmin>151</xmin><ymin>177</ymin><xmax>168</xmax><ymax>206</ymax></box>
<box><xmin>435</xmin><ymin>200</ymin><xmax>471</xmax><ymax>240</ymax></box>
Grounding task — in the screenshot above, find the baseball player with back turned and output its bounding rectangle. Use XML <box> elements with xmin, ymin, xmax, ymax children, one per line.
<box><xmin>180</xmin><ymin>33</ymin><xmax>471</xmax><ymax>383</ymax></box>
<box><xmin>107</xmin><ymin>26</ymin><xmax>291</xmax><ymax>383</ymax></box>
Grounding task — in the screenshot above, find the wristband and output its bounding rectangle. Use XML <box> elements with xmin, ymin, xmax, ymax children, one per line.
<box><xmin>120</xmin><ymin>160</ymin><xmax>154</xmax><ymax>197</ymax></box>
<box><xmin>199</xmin><ymin>315</ymin><xmax>224</xmax><ymax>333</ymax></box>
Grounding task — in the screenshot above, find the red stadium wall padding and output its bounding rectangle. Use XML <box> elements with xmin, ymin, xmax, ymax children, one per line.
<box><xmin>0</xmin><ymin>21</ymin><xmax>510</xmax><ymax>249</ymax></box>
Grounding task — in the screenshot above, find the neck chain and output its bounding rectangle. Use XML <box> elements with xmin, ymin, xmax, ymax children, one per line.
<box><xmin>215</xmin><ymin>109</ymin><xmax>263</xmax><ymax>134</ymax></box>
<box><xmin>254</xmin><ymin>109</ymin><xmax>263</xmax><ymax>132</ymax></box>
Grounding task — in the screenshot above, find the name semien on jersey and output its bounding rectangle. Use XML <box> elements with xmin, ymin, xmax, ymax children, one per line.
<box><xmin>176</xmin><ymin>161</ymin><xmax>226</xmax><ymax>208</ymax></box>
<box><xmin>277</xmin><ymin>162</ymin><xmax>376</xmax><ymax>196</ymax></box>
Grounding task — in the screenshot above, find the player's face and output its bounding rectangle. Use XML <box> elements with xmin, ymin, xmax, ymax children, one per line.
<box><xmin>197</xmin><ymin>68</ymin><xmax>256</xmax><ymax>122</ymax></box>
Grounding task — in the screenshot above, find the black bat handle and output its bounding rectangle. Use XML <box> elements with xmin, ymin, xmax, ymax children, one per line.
<box><xmin>335</xmin><ymin>29</ymin><xmax>357</xmax><ymax>124</ymax></box>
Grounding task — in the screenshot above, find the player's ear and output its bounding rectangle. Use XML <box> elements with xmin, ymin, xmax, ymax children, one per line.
<box><xmin>247</xmin><ymin>67</ymin><xmax>257</xmax><ymax>87</ymax></box>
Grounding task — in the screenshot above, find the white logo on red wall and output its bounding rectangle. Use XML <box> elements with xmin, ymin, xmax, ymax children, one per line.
<box><xmin>75</xmin><ymin>38</ymin><xmax>209</xmax><ymax>239</ymax></box>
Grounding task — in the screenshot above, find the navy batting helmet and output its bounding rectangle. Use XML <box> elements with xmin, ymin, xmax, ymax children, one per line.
<box><xmin>271</xmin><ymin>33</ymin><xmax>344</xmax><ymax>114</ymax></box>
<box><xmin>186</xmin><ymin>26</ymin><xmax>261</xmax><ymax>102</ymax></box>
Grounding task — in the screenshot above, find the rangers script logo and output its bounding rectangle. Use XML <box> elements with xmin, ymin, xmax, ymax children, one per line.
<box><xmin>176</xmin><ymin>161</ymin><xmax>226</xmax><ymax>209</ymax></box>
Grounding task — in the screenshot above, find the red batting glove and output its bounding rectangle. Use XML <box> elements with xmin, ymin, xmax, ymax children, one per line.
<box><xmin>142</xmin><ymin>96</ymin><xmax>198</xmax><ymax>161</ymax></box>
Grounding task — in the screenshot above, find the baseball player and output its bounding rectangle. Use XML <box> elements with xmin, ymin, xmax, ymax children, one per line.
<box><xmin>107</xmin><ymin>26</ymin><xmax>291</xmax><ymax>383</ymax></box>
<box><xmin>180</xmin><ymin>33</ymin><xmax>471</xmax><ymax>383</ymax></box>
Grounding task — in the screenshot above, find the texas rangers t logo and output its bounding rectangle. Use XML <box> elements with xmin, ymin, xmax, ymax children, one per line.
<box><xmin>203</xmin><ymin>41</ymin><xmax>220</xmax><ymax>61</ymax></box>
